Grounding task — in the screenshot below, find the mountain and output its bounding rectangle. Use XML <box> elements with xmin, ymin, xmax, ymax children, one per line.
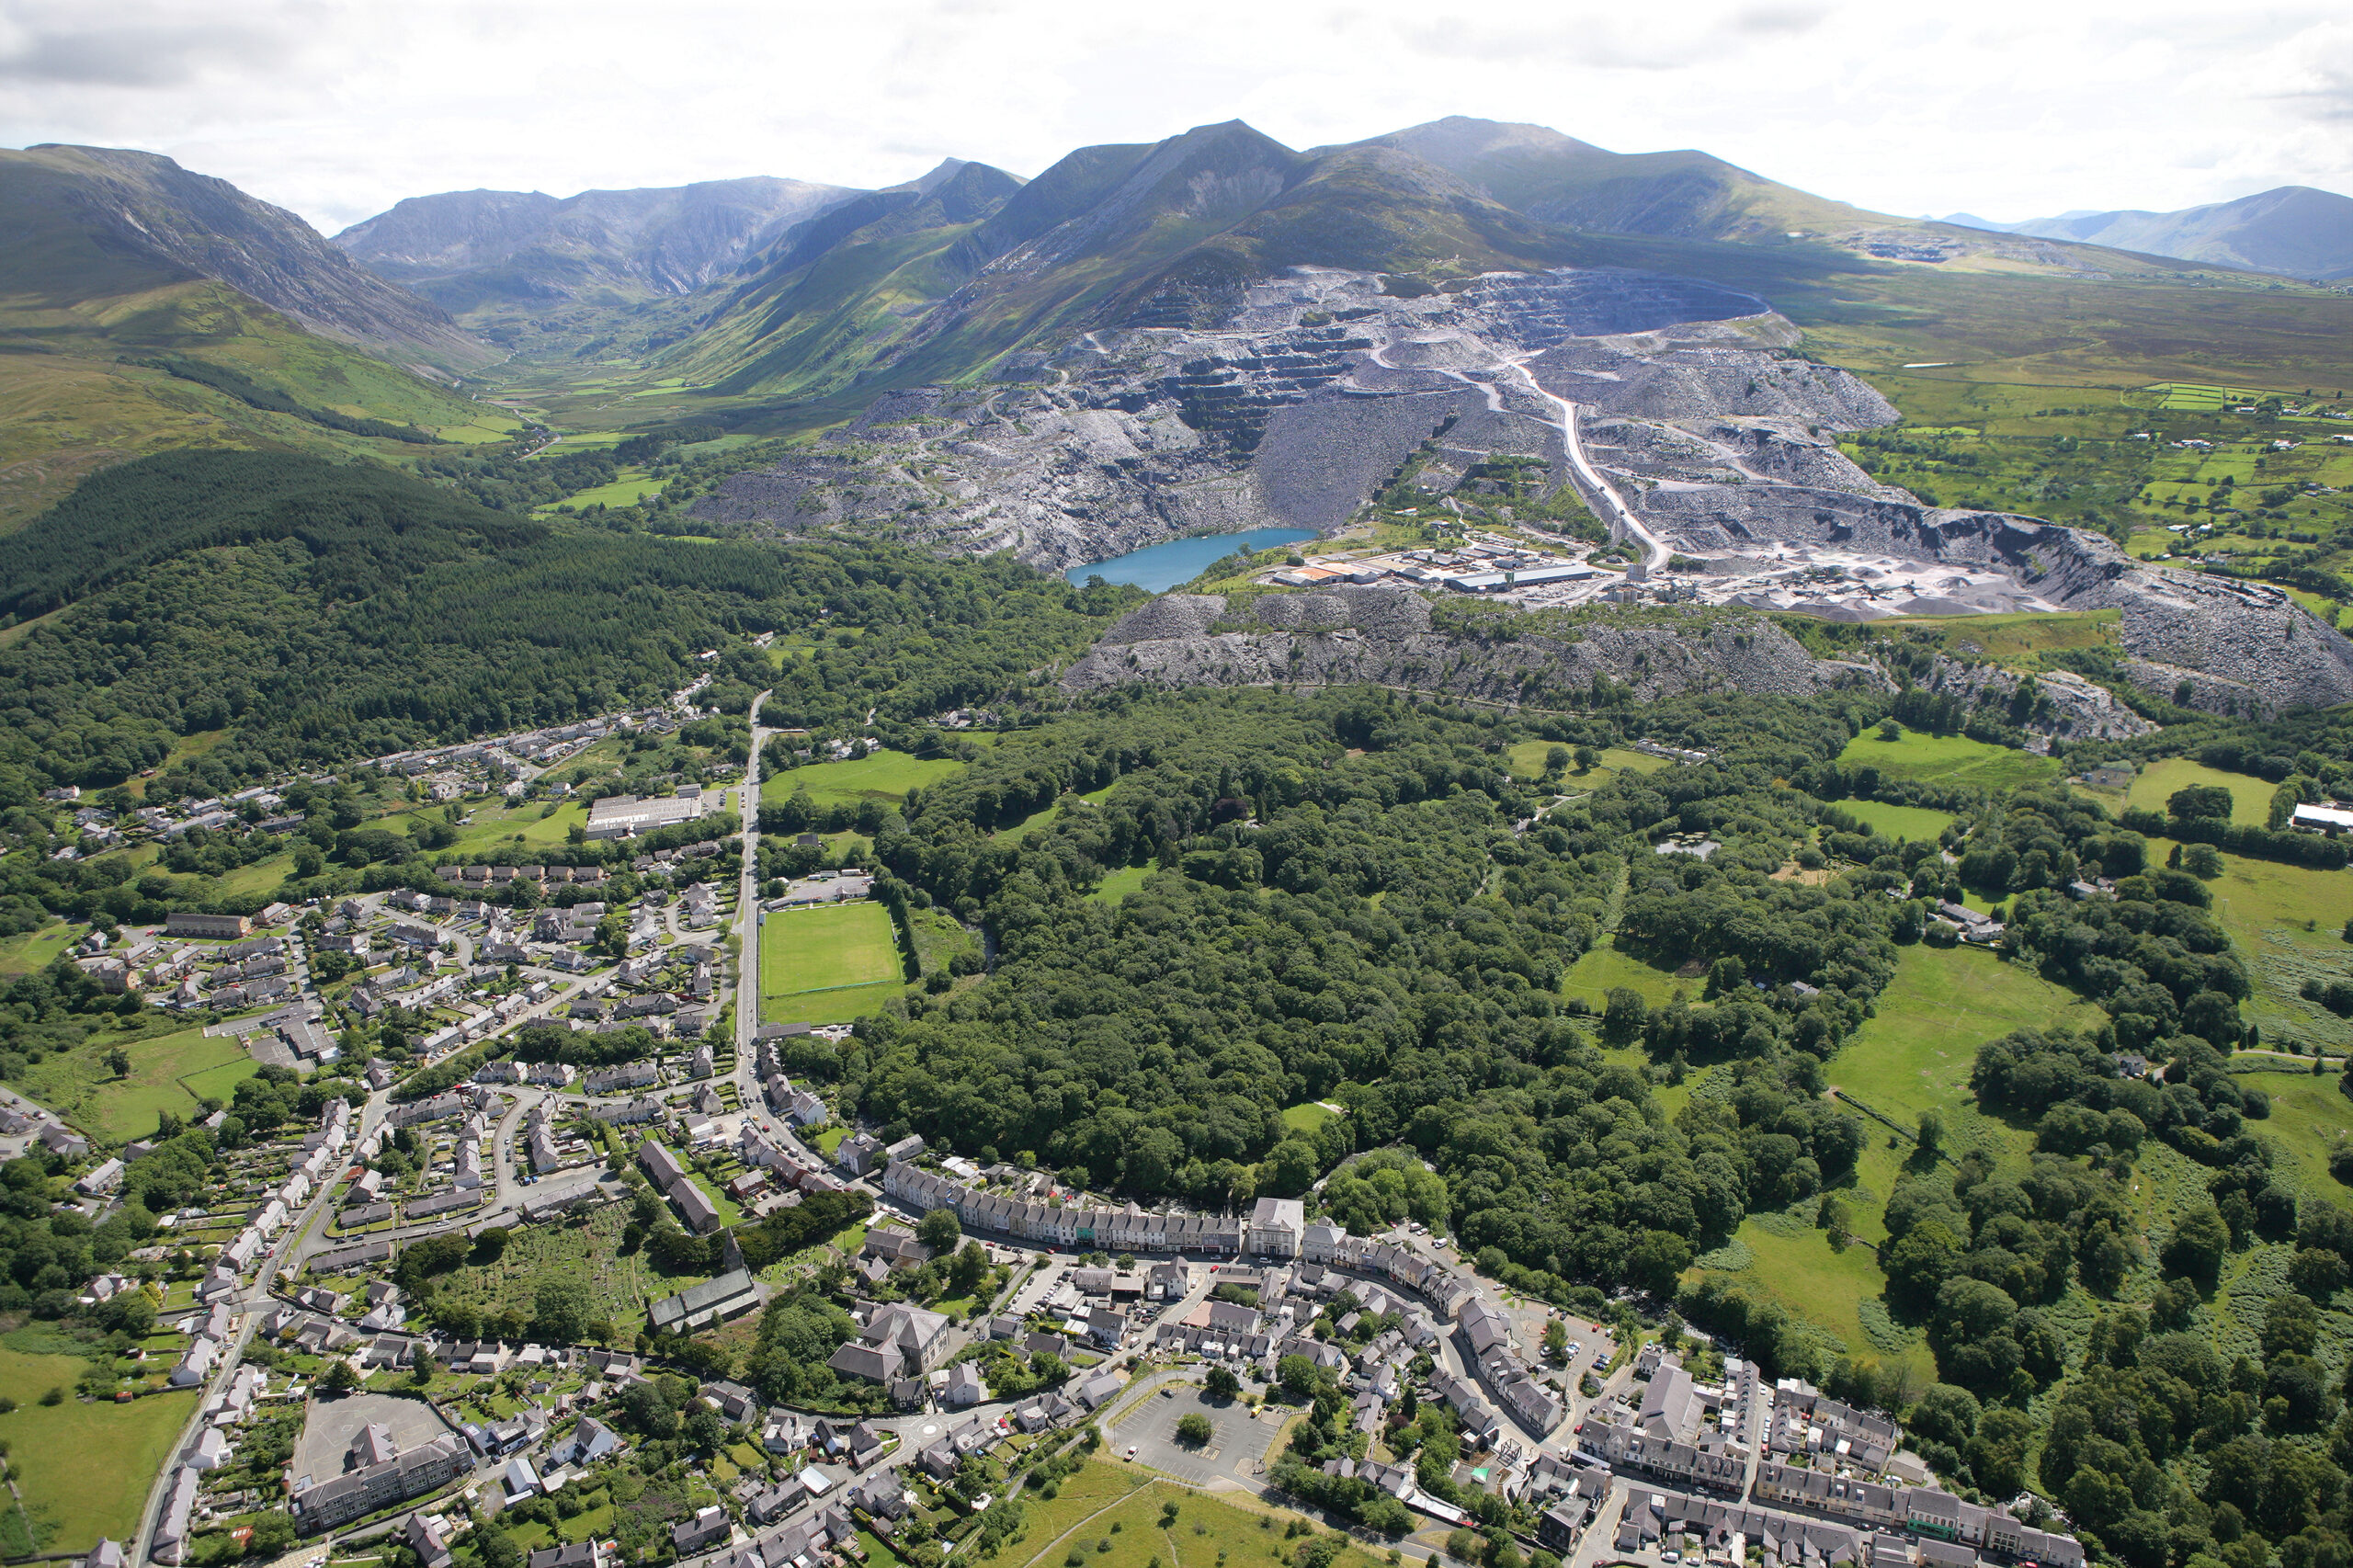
<box><xmin>0</xmin><ymin>142</ymin><xmax>507</xmax><ymax>532</ymax></box>
<box><xmin>662</xmin><ymin>119</ymin><xmax>1640</xmax><ymax>407</ymax></box>
<box><xmin>331</xmin><ymin>174</ymin><xmax>858</xmax><ymax>312</ymax></box>
<box><xmin>1349</xmin><ymin>117</ymin><xmax>2153</xmax><ymax>269</ymax></box>
<box><xmin>0</xmin><ymin>144</ymin><xmax>484</xmax><ymax>367</ymax></box>
<box><xmin>1998</xmin><ymin>186</ymin><xmax>2353</xmax><ymax>280</ymax></box>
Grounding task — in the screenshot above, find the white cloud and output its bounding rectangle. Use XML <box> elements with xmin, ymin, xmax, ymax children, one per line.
<box><xmin>0</xmin><ymin>0</ymin><xmax>2342</xmax><ymax>233</ymax></box>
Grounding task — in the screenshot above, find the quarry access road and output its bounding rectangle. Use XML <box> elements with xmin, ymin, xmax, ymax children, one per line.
<box><xmin>1506</xmin><ymin>358</ymin><xmax>1669</xmax><ymax>576</ymax></box>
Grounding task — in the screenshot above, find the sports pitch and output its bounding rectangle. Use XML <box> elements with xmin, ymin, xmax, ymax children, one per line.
<box><xmin>758</xmin><ymin>903</ymin><xmax>903</xmax><ymax>1025</ymax></box>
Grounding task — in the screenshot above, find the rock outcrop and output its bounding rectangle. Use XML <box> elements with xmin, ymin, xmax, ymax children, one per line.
<box><xmin>1062</xmin><ymin>586</ymin><xmax>1889</xmax><ymax>708</ymax></box>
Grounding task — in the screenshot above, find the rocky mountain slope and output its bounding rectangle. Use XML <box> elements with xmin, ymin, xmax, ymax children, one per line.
<box><xmin>1060</xmin><ymin>585</ymin><xmax>2158</xmax><ymax>743</ymax></box>
<box><xmin>333</xmin><ymin>174</ymin><xmax>859</xmax><ymax>311</ymax></box>
<box><xmin>689</xmin><ymin>264</ymin><xmax>1789</xmax><ymax>564</ymax></box>
<box><xmin>0</xmin><ymin>143</ymin><xmax>486</xmax><ymax>369</ymax></box>
<box><xmin>1949</xmin><ymin>185</ymin><xmax>2353</xmax><ymax>281</ymax></box>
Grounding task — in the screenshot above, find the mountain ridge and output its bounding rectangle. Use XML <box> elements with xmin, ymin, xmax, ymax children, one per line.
<box><xmin>1941</xmin><ymin>186</ymin><xmax>2353</xmax><ymax>279</ymax></box>
<box><xmin>330</xmin><ymin>174</ymin><xmax>860</xmax><ymax>309</ymax></box>
<box><xmin>3</xmin><ymin>142</ymin><xmax>487</xmax><ymax>369</ymax></box>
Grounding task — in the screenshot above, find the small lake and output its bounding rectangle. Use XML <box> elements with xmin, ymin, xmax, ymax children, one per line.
<box><xmin>1064</xmin><ymin>528</ymin><xmax>1314</xmax><ymax>593</ymax></box>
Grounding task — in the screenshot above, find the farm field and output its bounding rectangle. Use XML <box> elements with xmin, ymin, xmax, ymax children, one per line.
<box><xmin>759</xmin><ymin>749</ymin><xmax>965</xmax><ymax>807</ymax></box>
<box><xmin>1706</xmin><ymin>1209</ymin><xmax>1937</xmax><ymax>1384</ymax></box>
<box><xmin>1829</xmin><ymin>944</ymin><xmax>2104</xmax><ymax>1129</ymax></box>
<box><xmin>1505</xmin><ymin>741</ymin><xmax>1669</xmax><ymax>782</ymax></box>
<box><xmin>1699</xmin><ymin>942</ymin><xmax>2105</xmax><ymax>1375</ymax></box>
<box><xmin>1836</xmin><ymin>799</ymin><xmax>1956</xmax><ymax>843</ymax></box>
<box><xmin>537</xmin><ymin>467</ymin><xmax>666</xmax><ymax>514</ymax></box>
<box><xmin>13</xmin><ymin>1022</ymin><xmax>260</xmax><ymax>1141</ymax></box>
<box><xmin>1836</xmin><ymin>726</ymin><xmax>2062</xmax><ymax>790</ymax></box>
<box><xmin>0</xmin><ymin>1344</ymin><xmax>196</xmax><ymax>1551</ymax></box>
<box><xmin>2174</xmin><ymin>846</ymin><xmax>2353</xmax><ymax>1052</ymax></box>
<box><xmin>2122</xmin><ymin>757</ymin><xmax>2279</xmax><ymax>824</ymax></box>
<box><xmin>759</xmin><ymin>903</ymin><xmax>903</xmax><ymax>1026</ymax></box>
<box><xmin>2247</xmin><ymin>1069</ymin><xmax>2353</xmax><ymax>1199</ymax></box>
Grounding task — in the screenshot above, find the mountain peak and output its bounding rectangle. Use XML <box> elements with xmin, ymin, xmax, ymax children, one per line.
<box><xmin>1360</xmin><ymin>116</ymin><xmax>1616</xmax><ymax>165</ymax></box>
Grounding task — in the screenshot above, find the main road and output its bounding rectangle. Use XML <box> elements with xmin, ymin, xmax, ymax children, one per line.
<box><xmin>725</xmin><ymin>692</ymin><xmax>830</xmax><ymax>1175</ymax></box>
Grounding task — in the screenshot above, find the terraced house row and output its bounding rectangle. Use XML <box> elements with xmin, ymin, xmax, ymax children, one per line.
<box><xmin>882</xmin><ymin>1162</ymin><xmax>1479</xmax><ymax>1317</ymax></box>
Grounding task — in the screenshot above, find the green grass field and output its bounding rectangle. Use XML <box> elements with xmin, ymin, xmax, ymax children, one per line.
<box><xmin>1830</xmin><ymin>945</ymin><xmax>2105</xmax><ymax>1127</ymax></box>
<box><xmin>1837</xmin><ymin>800</ymin><xmax>1957</xmax><ymax>843</ymax></box>
<box><xmin>2245</xmin><ymin>1070</ymin><xmax>2353</xmax><ymax>1199</ymax></box>
<box><xmin>1561</xmin><ymin>942</ymin><xmax>1692</xmax><ymax>1010</ymax></box>
<box><xmin>1088</xmin><ymin>866</ymin><xmax>1154</xmax><ymax>904</ymax></box>
<box><xmin>404</xmin><ymin>799</ymin><xmax>592</xmax><ymax>856</ymax></box>
<box><xmin>13</xmin><ymin>1023</ymin><xmax>259</xmax><ymax>1142</ymax></box>
<box><xmin>2123</xmin><ymin>757</ymin><xmax>2279</xmax><ymax>824</ymax></box>
<box><xmin>0</xmin><ymin>921</ymin><xmax>73</xmax><ymax>976</ymax></box>
<box><xmin>537</xmin><ymin>467</ymin><xmax>667</xmax><ymax>514</ymax></box>
<box><xmin>2152</xmin><ymin>844</ymin><xmax>2353</xmax><ymax>1051</ymax></box>
<box><xmin>1280</xmin><ymin>1103</ymin><xmax>1337</xmax><ymax>1136</ymax></box>
<box><xmin>759</xmin><ymin>749</ymin><xmax>966</xmax><ymax>806</ymax></box>
<box><xmin>1505</xmin><ymin>741</ymin><xmax>1670</xmax><ymax>783</ymax></box>
<box><xmin>0</xmin><ymin>1346</ymin><xmax>196</xmax><ymax>1551</ymax></box>
<box><xmin>1005</xmin><ymin>1457</ymin><xmax>1387</xmax><ymax>1568</ymax></box>
<box><xmin>758</xmin><ymin>903</ymin><xmax>903</xmax><ymax>1025</ymax></box>
<box><xmin>1837</xmin><ymin>727</ymin><xmax>2063</xmax><ymax>789</ymax></box>
<box><xmin>1698</xmin><ymin>943</ymin><xmax>2104</xmax><ymax>1376</ymax></box>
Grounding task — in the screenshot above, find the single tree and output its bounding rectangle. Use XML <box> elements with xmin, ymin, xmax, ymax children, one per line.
<box><xmin>1176</xmin><ymin>1412</ymin><xmax>1212</xmax><ymax>1446</ymax></box>
<box><xmin>1203</xmin><ymin>1365</ymin><xmax>1240</xmax><ymax>1400</ymax></box>
<box><xmin>917</xmin><ymin>1207</ymin><xmax>962</xmax><ymax>1252</ymax></box>
<box><xmin>104</xmin><ymin>1047</ymin><xmax>131</xmax><ymax>1079</ymax></box>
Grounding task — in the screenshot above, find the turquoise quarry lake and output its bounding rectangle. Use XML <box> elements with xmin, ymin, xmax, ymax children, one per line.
<box><xmin>1064</xmin><ymin>528</ymin><xmax>1314</xmax><ymax>593</ymax></box>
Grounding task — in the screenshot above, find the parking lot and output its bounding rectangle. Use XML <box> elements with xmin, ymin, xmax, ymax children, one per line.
<box><xmin>290</xmin><ymin>1390</ymin><xmax>458</xmax><ymax>1492</ymax></box>
<box><xmin>1107</xmin><ymin>1384</ymin><xmax>1280</xmax><ymax>1488</ymax></box>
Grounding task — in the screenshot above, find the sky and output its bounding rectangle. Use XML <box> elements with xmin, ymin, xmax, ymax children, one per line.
<box><xmin>2</xmin><ymin>0</ymin><xmax>2348</xmax><ymax>234</ymax></box>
